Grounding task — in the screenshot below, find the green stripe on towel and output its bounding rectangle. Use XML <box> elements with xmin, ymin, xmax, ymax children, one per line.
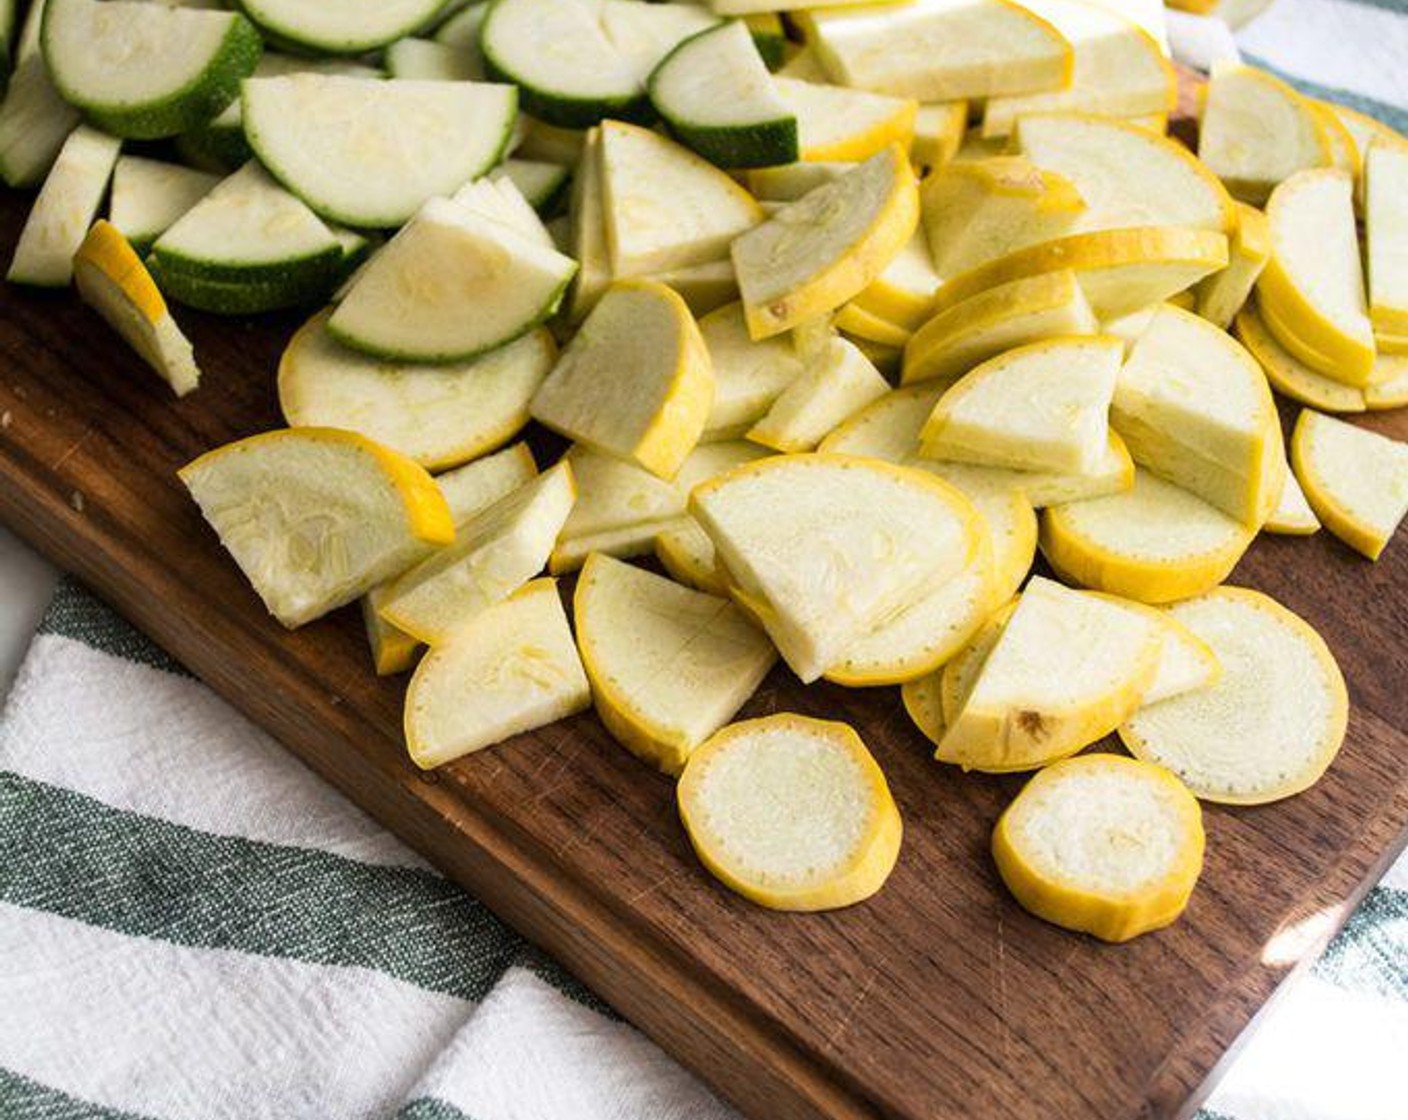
<box><xmin>0</xmin><ymin>1068</ymin><xmax>158</xmax><ymax>1120</ymax></box>
<box><xmin>37</xmin><ymin>579</ymin><xmax>187</xmax><ymax>678</ymax></box>
<box><xmin>0</xmin><ymin>771</ymin><xmax>521</xmax><ymax>1002</ymax></box>
<box><xmin>395</xmin><ymin>1098</ymin><xmax>481</xmax><ymax>1120</ymax></box>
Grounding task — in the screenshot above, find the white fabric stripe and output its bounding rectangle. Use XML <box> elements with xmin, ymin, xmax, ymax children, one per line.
<box><xmin>412</xmin><ymin>967</ymin><xmax>734</xmax><ymax>1120</ymax></box>
<box><xmin>0</xmin><ymin>635</ymin><xmax>428</xmax><ymax>872</ymax></box>
<box><xmin>1382</xmin><ymin>851</ymin><xmax>1408</xmax><ymax>892</ymax></box>
<box><xmin>1204</xmin><ymin>972</ymin><xmax>1408</xmax><ymax>1120</ymax></box>
<box><xmin>0</xmin><ymin>902</ymin><xmax>474</xmax><ymax>1120</ymax></box>
<box><xmin>1235</xmin><ymin>0</ymin><xmax>1408</xmax><ymax>107</ymax></box>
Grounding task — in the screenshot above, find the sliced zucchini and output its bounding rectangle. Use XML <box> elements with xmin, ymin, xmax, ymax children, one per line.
<box><xmin>433</xmin><ymin>1</ymin><xmax>486</xmax><ymax>48</ymax></box>
<box><xmin>235</xmin><ymin>0</ymin><xmax>449</xmax><ymax>54</ymax></box>
<box><xmin>0</xmin><ymin>49</ymin><xmax>79</xmax><ymax>187</ymax></box>
<box><xmin>743</xmin><ymin>11</ymin><xmax>785</xmax><ymax>70</ymax></box>
<box><xmin>600</xmin><ymin>0</ymin><xmax>718</xmax><ymax>84</ymax></box>
<box><xmin>242</xmin><ymin>75</ymin><xmax>516</xmax><ymax>228</ymax></box>
<box><xmin>451</xmin><ymin>174</ymin><xmax>555</xmax><ymax>248</ymax></box>
<box><xmin>43</xmin><ymin>0</ymin><xmax>262</xmax><ymax>140</ymax></box>
<box><xmin>178</xmin><ymin>52</ymin><xmax>383</xmax><ymax>174</ymax></box>
<box><xmin>384</xmin><ymin>37</ymin><xmax>482</xmax><ymax>81</ymax></box>
<box><xmin>109</xmin><ymin>156</ymin><xmax>220</xmax><ymax>253</ymax></box>
<box><xmin>648</xmin><ymin>19</ymin><xmax>796</xmax><ymax>169</ymax></box>
<box><xmin>329</xmin><ymin>195</ymin><xmax>577</xmax><ymax>361</ymax></box>
<box><xmin>7</xmin><ymin>124</ymin><xmax>120</xmax><ymax>287</ymax></box>
<box><xmin>493</xmin><ymin>157</ymin><xmax>570</xmax><ymax>215</ymax></box>
<box><xmin>150</xmin><ymin>161</ymin><xmax>343</xmax><ymax>312</ymax></box>
<box><xmin>482</xmin><ymin>0</ymin><xmax>648</xmax><ymax>128</ymax></box>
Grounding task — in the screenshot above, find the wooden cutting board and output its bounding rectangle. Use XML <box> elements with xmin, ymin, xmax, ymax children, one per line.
<box><xmin>1</xmin><ymin>193</ymin><xmax>1406</xmax><ymax>1120</ymax></box>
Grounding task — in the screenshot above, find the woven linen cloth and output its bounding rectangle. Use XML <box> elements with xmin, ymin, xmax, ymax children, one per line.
<box><xmin>2</xmin><ymin>4</ymin><xmax>1407</xmax><ymax>1118</ymax></box>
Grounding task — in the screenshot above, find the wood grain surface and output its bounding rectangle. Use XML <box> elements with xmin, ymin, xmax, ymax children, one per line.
<box><xmin>1</xmin><ymin>192</ymin><xmax>1406</xmax><ymax>1119</ymax></box>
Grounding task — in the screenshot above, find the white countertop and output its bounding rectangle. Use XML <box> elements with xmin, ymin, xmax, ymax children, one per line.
<box><xmin>0</xmin><ymin>526</ymin><xmax>57</xmax><ymax>701</ymax></box>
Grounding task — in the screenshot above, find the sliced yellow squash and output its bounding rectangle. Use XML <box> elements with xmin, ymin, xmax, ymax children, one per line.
<box><xmin>677</xmin><ymin>714</ymin><xmax>902</xmax><ymax>911</ymax></box>
<box><xmin>179</xmin><ymin>427</ymin><xmax>453</xmax><ymax>628</ymax></box>
<box><xmin>379</xmin><ymin>461</ymin><xmax>576</xmax><ymax>644</ymax></box>
<box><xmin>690</xmin><ymin>453</ymin><xmax>980</xmax><ymax>681</ymax></box>
<box><xmin>574</xmin><ymin>554</ymin><xmax>776</xmax><ymax>774</ymax></box>
<box><xmin>531</xmin><ymin>279</ymin><xmax>714</xmax><ymax>479</ymax></box>
<box><xmin>404</xmin><ymin>579</ymin><xmax>591</xmax><ymax>769</ymax></box>
<box><xmin>935</xmin><ymin>576</ymin><xmax>1164</xmax><ymax>771</ymax></box>
<box><xmin>1040</xmin><ymin>467</ymin><xmax>1256</xmax><ymax>603</ymax></box>
<box><xmin>1292</xmin><ymin>409</ymin><xmax>1408</xmax><ymax>560</ymax></box>
<box><xmin>993</xmin><ymin>753</ymin><xmax>1204</xmax><ymax>942</ymax></box>
<box><xmin>1119</xmin><ymin>587</ymin><xmax>1347</xmax><ymax>804</ymax></box>
<box><xmin>732</xmin><ymin>144</ymin><xmax>919</xmax><ymax>338</ymax></box>
<box><xmin>73</xmin><ymin>219</ymin><xmax>200</xmax><ymax>398</ymax></box>
<box><xmin>920</xmin><ymin>335</ymin><xmax>1121</xmax><ymax>473</ymax></box>
<box><xmin>902</xmin><ymin>268</ymin><xmax>1098</xmax><ymax>386</ymax></box>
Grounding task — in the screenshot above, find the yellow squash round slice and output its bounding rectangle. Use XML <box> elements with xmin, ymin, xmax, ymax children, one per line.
<box><xmin>935</xmin><ymin>576</ymin><xmax>1164</xmax><ymax>772</ymax></box>
<box><xmin>531</xmin><ymin>279</ymin><xmax>714</xmax><ymax>479</ymax></box>
<box><xmin>677</xmin><ymin>714</ymin><xmax>902</xmax><ymax>911</ymax></box>
<box><xmin>404</xmin><ymin>579</ymin><xmax>592</xmax><ymax>769</ymax></box>
<box><xmin>280</xmin><ymin>311</ymin><xmax>555</xmax><ymax>471</ymax></box>
<box><xmin>1040</xmin><ymin>468</ymin><xmax>1256</xmax><ymax>603</ymax></box>
<box><xmin>993</xmin><ymin>753</ymin><xmax>1204</xmax><ymax>942</ymax></box>
<box><xmin>731</xmin><ymin>144</ymin><xmax>919</xmax><ymax>338</ymax></box>
<box><xmin>73</xmin><ymin>219</ymin><xmax>200</xmax><ymax>397</ymax></box>
<box><xmin>1291</xmin><ymin>409</ymin><xmax>1408</xmax><ymax>560</ymax></box>
<box><xmin>574</xmin><ymin>554</ymin><xmax>777</xmax><ymax>775</ymax></box>
<box><xmin>179</xmin><ymin>427</ymin><xmax>454</xmax><ymax>628</ymax></box>
<box><xmin>1119</xmin><ymin>587</ymin><xmax>1348</xmax><ymax>804</ymax></box>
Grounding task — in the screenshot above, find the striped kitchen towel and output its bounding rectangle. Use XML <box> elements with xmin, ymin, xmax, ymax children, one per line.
<box><xmin>0</xmin><ymin>574</ymin><xmax>1403</xmax><ymax>1120</ymax></box>
<box><xmin>3</xmin><ymin>2</ymin><xmax>1407</xmax><ymax>1117</ymax></box>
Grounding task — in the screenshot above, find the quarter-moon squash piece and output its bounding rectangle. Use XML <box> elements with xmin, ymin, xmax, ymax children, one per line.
<box><xmin>936</xmin><ymin>576</ymin><xmax>1163</xmax><ymax>771</ymax></box>
<box><xmin>928</xmin><ymin>226</ymin><xmax>1229</xmax><ymax>322</ymax></box>
<box><xmin>279</xmin><ymin>312</ymin><xmax>554</xmax><ymax>471</ymax></box>
<box><xmin>690</xmin><ymin>453</ymin><xmax>980</xmax><ymax>682</ymax></box>
<box><xmin>362</xmin><ymin>444</ymin><xmax>540</xmax><ymax>677</ymax></box>
<box><xmin>993</xmin><ymin>753</ymin><xmax>1205</xmax><ymax>942</ymax></box>
<box><xmin>731</xmin><ymin>144</ymin><xmax>918</xmax><ymax>338</ymax></box>
<box><xmin>179</xmin><ymin>427</ymin><xmax>453</xmax><ymax>628</ymax></box>
<box><xmin>747</xmin><ymin>335</ymin><xmax>889</xmax><ymax>453</ymax></box>
<box><xmin>919</xmin><ymin>336</ymin><xmax>1121</xmax><ymax>473</ymax></box>
<box><xmin>677</xmin><ymin>714</ymin><xmax>902</xmax><ymax>911</ymax></box>
<box><xmin>73</xmin><ymin>219</ymin><xmax>200</xmax><ymax>397</ymax></box>
<box><xmin>1263</xmin><ymin>464</ymin><xmax>1321</xmax><ymax>536</ymax></box>
<box><xmin>1256</xmin><ymin>169</ymin><xmax>1375</xmax><ymax>385</ymax></box>
<box><xmin>404</xmin><ymin>579</ymin><xmax>591</xmax><ymax>769</ymax></box>
<box><xmin>1196</xmin><ymin>62</ymin><xmax>1330</xmax><ymax>206</ymax></box>
<box><xmin>901</xmin><ymin>268</ymin><xmax>1098</xmax><ymax>387</ymax></box>
<box><xmin>574</xmin><ymin>554</ymin><xmax>776</xmax><ymax>774</ymax></box>
<box><xmin>1291</xmin><ymin>410</ymin><xmax>1408</xmax><ymax>560</ymax></box>
<box><xmin>1039</xmin><ymin>468</ymin><xmax>1256</xmax><ymax>603</ymax></box>
<box><xmin>378</xmin><ymin>462</ymin><xmax>577</xmax><ymax>645</ymax></box>
<box><xmin>530</xmin><ymin>279</ymin><xmax>714</xmax><ymax>479</ymax></box>
<box><xmin>1111</xmin><ymin>303</ymin><xmax>1282</xmax><ymax>527</ymax></box>
<box><xmin>1119</xmin><ymin>587</ymin><xmax>1348</xmax><ymax>804</ymax></box>
<box><xmin>1014</xmin><ymin>111</ymin><xmax>1232</xmax><ymax>235</ymax></box>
